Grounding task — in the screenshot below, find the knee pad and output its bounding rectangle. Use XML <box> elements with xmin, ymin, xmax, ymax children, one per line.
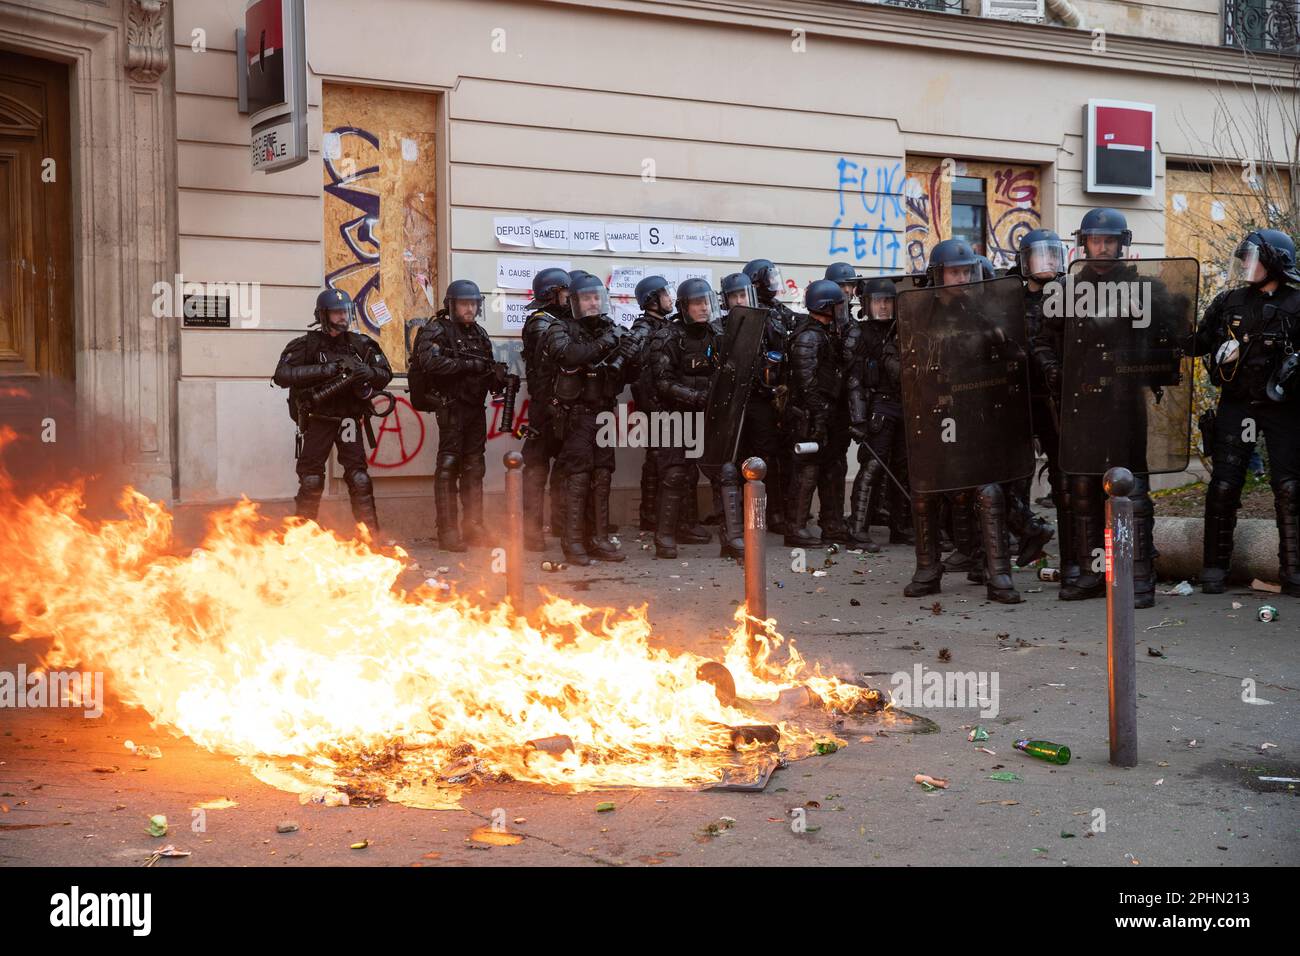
<box><xmin>976</xmin><ymin>482</ymin><xmax>1004</xmax><ymax>511</ymax></box>
<box><xmin>461</xmin><ymin>457</ymin><xmax>486</xmax><ymax>483</ymax></box>
<box><xmin>720</xmin><ymin>462</ymin><xmax>740</xmax><ymax>488</ymax></box>
<box><xmin>298</xmin><ymin>473</ymin><xmax>325</xmax><ymax>497</ymax></box>
<box><xmin>344</xmin><ymin>469</ymin><xmax>372</xmax><ymax>496</ymax></box>
<box><xmin>1275</xmin><ymin>478</ymin><xmax>1299</xmax><ymax>513</ymax></box>
<box><xmin>662</xmin><ymin>467</ymin><xmax>691</xmax><ymax>493</ymax></box>
<box><xmin>1207</xmin><ymin>478</ymin><xmax>1242</xmax><ymax>511</ymax></box>
<box><xmin>436</xmin><ymin>453</ymin><xmax>461</xmax><ymax>476</ymax></box>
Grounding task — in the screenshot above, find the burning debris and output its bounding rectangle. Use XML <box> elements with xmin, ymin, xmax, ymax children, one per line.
<box><xmin>0</xmin><ymin>428</ymin><xmax>897</xmax><ymax>804</ymax></box>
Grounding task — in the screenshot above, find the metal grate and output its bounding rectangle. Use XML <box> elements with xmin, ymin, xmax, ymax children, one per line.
<box><xmin>1224</xmin><ymin>0</ymin><xmax>1300</xmax><ymax>54</ymax></box>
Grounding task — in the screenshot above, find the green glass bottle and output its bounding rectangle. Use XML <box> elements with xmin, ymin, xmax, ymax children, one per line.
<box><xmin>1015</xmin><ymin>738</ymin><xmax>1071</xmax><ymax>764</ymax></box>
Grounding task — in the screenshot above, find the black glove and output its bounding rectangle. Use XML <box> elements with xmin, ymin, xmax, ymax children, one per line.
<box><xmin>339</xmin><ymin>352</ymin><xmax>368</xmax><ymax>377</ymax></box>
<box><xmin>463</xmin><ymin>355</ymin><xmax>490</xmax><ymax>375</ymax></box>
<box><xmin>849</xmin><ymin>422</ymin><xmax>868</xmax><ymax>443</ymax></box>
<box><xmin>489</xmin><ymin>363</ymin><xmax>509</xmax><ymax>391</ymax></box>
<box><xmin>1045</xmin><ymin>364</ymin><xmax>1062</xmax><ymax>392</ymax></box>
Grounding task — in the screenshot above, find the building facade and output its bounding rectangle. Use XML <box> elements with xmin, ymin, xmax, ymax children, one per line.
<box><xmin>3</xmin><ymin>0</ymin><xmax>1298</xmax><ymax>526</ymax></box>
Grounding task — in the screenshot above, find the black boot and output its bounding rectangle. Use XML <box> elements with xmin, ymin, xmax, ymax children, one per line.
<box><xmin>943</xmin><ymin>490</ymin><xmax>978</xmax><ymax>572</ymax></box>
<box><xmin>1006</xmin><ymin>483</ymin><xmax>1054</xmax><ymax>567</ymax></box>
<box><xmin>1200</xmin><ymin>479</ymin><xmax>1239</xmax><ymax>594</ymax></box>
<box><xmin>294</xmin><ymin>474</ymin><xmax>325</xmax><ymax>522</ymax></box>
<box><xmin>587</xmin><ymin>468</ymin><xmax>626</xmax><ymax>562</ymax></box>
<box><xmin>434</xmin><ymin>458</ymin><xmax>466</xmax><ymax>552</ymax></box>
<box><xmin>1276</xmin><ymin>479</ymin><xmax>1300</xmax><ymax>598</ymax></box>
<box><xmin>718</xmin><ymin>463</ymin><xmax>745</xmax><ymax>561</ymax></box>
<box><xmin>460</xmin><ymin>460</ymin><xmax>487</xmax><ymax>546</ymax></box>
<box><xmin>783</xmin><ymin>464</ymin><xmax>823</xmax><ymax>548</ymax></box>
<box><xmin>655</xmin><ymin>469</ymin><xmax>685</xmax><ymax>559</ymax></box>
<box><xmin>1060</xmin><ymin>475</ymin><xmax>1104</xmax><ymax>601</ymax></box>
<box><xmin>677</xmin><ymin>478</ymin><xmax>711</xmax><ymax>544</ymax></box>
<box><xmin>904</xmin><ymin>492</ymin><xmax>943</xmax><ymax>597</ymax></box>
<box><xmin>1132</xmin><ymin>478</ymin><xmax>1156</xmax><ymax>609</ymax></box>
<box><xmin>561</xmin><ymin>471</ymin><xmax>593</xmax><ymax>566</ymax></box>
<box><xmin>817</xmin><ymin>458</ymin><xmax>849</xmax><ymax>543</ymax></box>
<box><xmin>638</xmin><ymin>456</ymin><xmax>658</xmax><ymax>532</ymax></box>
<box><xmin>345</xmin><ymin>470</ymin><xmax>380</xmax><ymax>534</ymax></box>
<box><xmin>523</xmin><ymin>462</ymin><xmax>549</xmax><ymax>552</ymax></box>
<box><xmin>977</xmin><ymin>483</ymin><xmax>1022</xmax><ymax>604</ymax></box>
<box><xmin>1053</xmin><ymin>483</ymin><xmax>1077</xmax><ymax>588</ymax></box>
<box><xmin>846</xmin><ymin>460</ymin><xmax>881</xmax><ymax>553</ymax></box>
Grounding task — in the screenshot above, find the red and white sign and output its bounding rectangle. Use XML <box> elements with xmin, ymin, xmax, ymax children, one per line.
<box><xmin>244</xmin><ymin>0</ymin><xmax>307</xmax><ymax>173</ymax></box>
<box><xmin>1085</xmin><ymin>100</ymin><xmax>1155</xmax><ymax>196</ymax></box>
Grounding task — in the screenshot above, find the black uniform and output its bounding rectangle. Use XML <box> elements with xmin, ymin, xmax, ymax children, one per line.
<box><xmin>648</xmin><ymin>316</ymin><xmax>746</xmax><ymax>560</ymax></box>
<box><xmin>520</xmin><ymin>304</ymin><xmax>566</xmax><ymax>549</ymax></box>
<box><xmin>410</xmin><ymin>313</ymin><xmax>500</xmax><ymax>549</ymax></box>
<box><xmin>844</xmin><ymin>317</ymin><xmax>909</xmax><ymax>550</ymax></box>
<box><xmin>542</xmin><ymin>311</ymin><xmax>631</xmax><ymax>565</ymax></box>
<box><xmin>627</xmin><ymin>308</ymin><xmax>673</xmax><ymax>532</ymax></box>
<box><xmin>737</xmin><ymin>301</ymin><xmax>795</xmax><ymax>531</ymax></box>
<box><xmin>783</xmin><ymin>313</ymin><xmax>843</xmax><ymax>546</ymax></box>
<box><xmin>1192</xmin><ymin>283</ymin><xmax>1300</xmax><ymax>595</ymax></box>
<box><xmin>274</xmin><ymin>328</ymin><xmax>393</xmax><ymax>530</ymax></box>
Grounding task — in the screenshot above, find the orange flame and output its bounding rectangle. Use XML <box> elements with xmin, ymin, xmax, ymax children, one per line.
<box><xmin>0</xmin><ymin>428</ymin><xmax>880</xmax><ymax>797</ymax></box>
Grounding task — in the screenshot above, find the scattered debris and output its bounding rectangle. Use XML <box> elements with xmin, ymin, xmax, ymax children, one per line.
<box><xmin>1250</xmin><ymin>578</ymin><xmax>1281</xmax><ymax>593</ymax></box>
<box><xmin>1232</xmin><ymin>601</ymin><xmax>1243</xmax><ymax>610</ymax></box>
<box><xmin>193</xmin><ymin>798</ymin><xmax>238</xmax><ymax>810</ymax></box>
<box><xmin>1147</xmin><ymin>647</ymin><xmax>1166</xmax><ymax>658</ymax></box>
<box><xmin>143</xmin><ymin>845</ymin><xmax>190</xmax><ymax>867</ymax></box>
<box><xmin>937</xmin><ymin>648</ymin><xmax>952</xmax><ymax>663</ymax></box>
<box><xmin>299</xmin><ymin>788</ymin><xmax>349</xmax><ymax>807</ymax></box>
<box><xmin>91</xmin><ymin>766</ymin><xmax>119</xmax><ymax>774</ymax></box>
<box><xmin>700</xmin><ymin>816</ymin><xmax>736</xmax><ymax>838</ymax></box>
<box><xmin>470</xmin><ymin>826</ymin><xmax>523</xmax><ymax>846</ymax></box>
<box><xmin>967</xmin><ymin>726</ymin><xmax>990</xmax><ymax>743</ymax></box>
<box><xmin>988</xmin><ymin>772</ymin><xmax>1021</xmax><ymax>782</ymax></box>
<box><xmin>930</xmin><ymin>602</ymin><xmax>943</xmax><ymax>615</ymax></box>
<box><xmin>595</xmin><ymin>802</ymin><xmax>616</xmax><ymax>813</ymax></box>
<box><xmin>849</xmin><ymin>598</ymin><xmax>861</xmax><ymax>607</ymax></box>
<box><xmin>276</xmin><ymin>821</ymin><xmax>299</xmax><ymax>833</ymax></box>
<box><xmin>146</xmin><ymin>814</ymin><xmax>168</xmax><ymax>837</ymax></box>
<box><xmin>814</xmin><ymin>740</ymin><xmax>839</xmax><ymax>755</ymax></box>
<box><xmin>976</xmin><ymin>746</ymin><xmax>997</xmax><ymax>756</ymax></box>
<box><xmin>1161</xmin><ymin>580</ymin><xmax>1194</xmax><ymax>596</ymax></box>
<box><xmin>1260</xmin><ymin>742</ymin><xmax>1278</xmax><ymax>751</ymax></box>
<box><xmin>1257</xmin><ymin>605</ymin><xmax>1279</xmax><ymax>623</ymax></box>
<box><xmin>1145</xmin><ymin>618</ymin><xmax>1184</xmax><ymax>630</ymax></box>
<box><xmin>124</xmin><ymin>740</ymin><xmax>162</xmax><ymax>759</ymax></box>
<box><xmin>350</xmin><ymin>839</ymin><xmax>369</xmax><ymax>849</ymax></box>
<box><xmin>540</xmin><ymin>561</ymin><xmax>568</xmax><ymax>573</ymax></box>
<box><xmin>914</xmin><ymin>773</ymin><xmax>949</xmax><ymax>791</ymax></box>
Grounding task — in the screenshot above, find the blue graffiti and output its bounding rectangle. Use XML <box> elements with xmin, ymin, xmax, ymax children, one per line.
<box><xmin>828</xmin><ymin>158</ymin><xmax>905</xmax><ymax>272</ymax></box>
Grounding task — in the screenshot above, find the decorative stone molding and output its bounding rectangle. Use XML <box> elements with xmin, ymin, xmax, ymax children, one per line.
<box><xmin>126</xmin><ymin>0</ymin><xmax>169</xmax><ymax>83</ymax></box>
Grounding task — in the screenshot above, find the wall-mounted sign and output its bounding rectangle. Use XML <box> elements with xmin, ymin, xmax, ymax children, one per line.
<box><xmin>1084</xmin><ymin>99</ymin><xmax>1155</xmax><ymax>196</ymax></box>
<box><xmin>240</xmin><ymin>0</ymin><xmax>308</xmax><ymax>173</ymax></box>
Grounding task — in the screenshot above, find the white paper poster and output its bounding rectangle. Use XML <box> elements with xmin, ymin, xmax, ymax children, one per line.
<box><xmin>493</xmin><ymin>217</ymin><xmax>533</xmax><ymax>247</ymax></box>
<box><xmin>678</xmin><ymin>266</ymin><xmax>714</xmax><ymax>286</ymax></box>
<box><xmin>706</xmin><ymin>227</ymin><xmax>740</xmax><ymax>258</ymax></box>
<box><xmin>673</xmin><ymin>224</ymin><xmax>709</xmax><ymax>256</ymax></box>
<box><xmin>605</xmin><ymin>222</ymin><xmax>641</xmax><ymax>253</ymax></box>
<box><xmin>532</xmin><ymin>219</ymin><xmax>571</xmax><ymax>249</ymax></box>
<box><xmin>496</xmin><ymin>257</ymin><xmax>571</xmax><ymax>291</ymax></box>
<box><xmin>640</xmin><ymin>222</ymin><xmax>674</xmax><ymax>253</ymax></box>
<box><xmin>498</xmin><ymin>296</ymin><xmax>531</xmax><ymax>331</ymax></box>
<box><xmin>569</xmin><ymin>221</ymin><xmax>605</xmax><ymax>251</ymax></box>
<box><xmin>611</xmin><ymin>300</ymin><xmax>639</xmax><ymax>329</ymax></box>
<box><xmin>608</xmin><ymin>265</ymin><xmax>644</xmax><ymax>296</ymax></box>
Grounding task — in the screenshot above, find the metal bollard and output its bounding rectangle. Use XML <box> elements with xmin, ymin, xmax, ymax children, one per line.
<box><xmin>741</xmin><ymin>457</ymin><xmax>768</xmax><ymax>649</ymax></box>
<box><xmin>504</xmin><ymin>451</ymin><xmax>525</xmax><ymax>611</ymax></box>
<box><xmin>1104</xmin><ymin>466</ymin><xmax>1137</xmax><ymax>767</ymax></box>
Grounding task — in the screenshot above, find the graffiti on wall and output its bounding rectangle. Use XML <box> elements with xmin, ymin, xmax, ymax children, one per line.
<box><xmin>323</xmin><ymin>125</ymin><xmax>383</xmax><ymax>333</ymax></box>
<box><xmin>827</xmin><ymin>158</ymin><xmax>906</xmax><ymax>272</ymax></box>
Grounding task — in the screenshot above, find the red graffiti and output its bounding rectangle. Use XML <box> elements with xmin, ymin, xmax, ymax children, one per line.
<box><xmin>993</xmin><ymin>168</ymin><xmax>1038</xmax><ymax>208</ymax></box>
<box><xmin>489</xmin><ymin>396</ymin><xmax>528</xmax><ymax>439</ymax></box>
<box><xmin>367</xmin><ymin>395</ymin><xmax>426</xmax><ymax>468</ymax></box>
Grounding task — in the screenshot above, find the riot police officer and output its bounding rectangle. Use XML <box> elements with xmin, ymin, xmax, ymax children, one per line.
<box><xmin>1192</xmin><ymin>228</ymin><xmax>1300</xmax><ymax>597</ymax></box>
<box><xmin>627</xmin><ymin>275</ymin><xmax>675</xmax><ymax>532</ymax></box>
<box><xmin>844</xmin><ymin>277</ymin><xmax>907</xmax><ymax>552</ymax></box>
<box><xmin>784</xmin><ymin>279</ymin><xmax>846</xmax><ymax>548</ymax></box>
<box><xmin>720</xmin><ymin>272</ymin><xmax>758</xmax><ymax>315</ymax></box>
<box><xmin>649</xmin><ymin>278</ymin><xmax>746</xmax><ymax>561</ymax></box>
<box><xmin>520</xmin><ymin>268</ymin><xmax>571</xmax><ymax>551</ymax></box>
<box><xmin>543</xmin><ymin>273</ymin><xmax>633</xmax><ymax>565</ymax></box>
<box><xmin>410</xmin><ymin>280</ymin><xmax>504</xmax><ymax>552</ymax></box>
<box><xmin>740</xmin><ymin>258</ymin><xmax>795</xmax><ymax>532</ymax></box>
<box><xmin>903</xmin><ymin>239</ymin><xmax>1023</xmax><ymax>604</ymax></box>
<box><xmin>817</xmin><ymin>262</ymin><xmax>861</xmax><ymax>542</ymax></box>
<box><xmin>274</xmin><ymin>287</ymin><xmax>392</xmax><ymax>533</ymax></box>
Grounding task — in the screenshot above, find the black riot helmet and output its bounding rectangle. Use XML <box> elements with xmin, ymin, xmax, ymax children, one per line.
<box><xmin>568</xmin><ymin>272</ymin><xmax>610</xmax><ymax>321</ymax></box>
<box><xmin>720</xmin><ymin>272</ymin><xmax>757</xmax><ymax>312</ymax></box>
<box><xmin>313</xmin><ymin>287</ymin><xmax>355</xmax><ymax>335</ymax></box>
<box><xmin>825</xmin><ymin>261</ymin><xmax>859</xmax><ymax>299</ymax></box>
<box><xmin>858</xmin><ymin>277</ymin><xmax>897</xmax><ymax>322</ymax></box>
<box><xmin>1073</xmin><ymin>207</ymin><xmax>1132</xmax><ymax>260</ymax></box>
<box><xmin>743</xmin><ymin>258</ymin><xmax>785</xmax><ymax>302</ymax></box>
<box><xmin>975</xmin><ymin>255</ymin><xmax>997</xmax><ymax>280</ymax></box>
<box><xmin>528</xmin><ymin>267</ymin><xmax>571</xmax><ymax>310</ymax></box>
<box><xmin>676</xmin><ymin>277</ymin><xmax>720</xmax><ymax>323</ymax></box>
<box><xmin>804</xmin><ymin>278</ymin><xmax>846</xmax><ymax>321</ymax></box>
<box><xmin>568</xmin><ymin>269</ymin><xmax>591</xmax><ymax>284</ymax></box>
<box><xmin>1230</xmin><ymin>229</ymin><xmax>1300</xmax><ymax>286</ymax></box>
<box><xmin>635</xmin><ymin>274</ymin><xmax>674</xmax><ymax>313</ymax></box>
<box><xmin>443</xmin><ymin>279</ymin><xmax>484</xmax><ymax>324</ymax></box>
<box><xmin>1017</xmin><ymin>228</ymin><xmax>1067</xmax><ymax>282</ymax></box>
<box><xmin>926</xmin><ymin>238</ymin><xmax>980</xmax><ymax>287</ymax></box>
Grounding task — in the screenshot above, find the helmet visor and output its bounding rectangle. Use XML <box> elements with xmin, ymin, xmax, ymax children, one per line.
<box><xmin>570</xmin><ymin>285</ymin><xmax>611</xmax><ymax>320</ymax></box>
<box><xmin>1076</xmin><ymin>232</ymin><xmax>1126</xmax><ymax>260</ymax></box>
<box><xmin>1227</xmin><ymin>243</ymin><xmax>1265</xmax><ymax>287</ymax></box>
<box><xmin>764</xmin><ymin>265</ymin><xmax>784</xmax><ymax>295</ymax></box>
<box><xmin>936</xmin><ymin>262</ymin><xmax>980</xmax><ymax>287</ymax></box>
<box><xmin>867</xmin><ymin>293</ymin><xmax>896</xmax><ymax>321</ymax></box>
<box><xmin>449</xmin><ymin>296</ymin><xmax>484</xmax><ymax>322</ymax></box>
<box><xmin>323</xmin><ymin>305</ymin><xmax>354</xmax><ymax>333</ymax></box>
<box><xmin>723</xmin><ymin>285</ymin><xmax>758</xmax><ymax>312</ymax></box>
<box><xmin>680</xmin><ymin>288</ymin><xmax>720</xmax><ymax>324</ymax></box>
<box><xmin>1020</xmin><ymin>240</ymin><xmax>1066</xmax><ymax>280</ymax></box>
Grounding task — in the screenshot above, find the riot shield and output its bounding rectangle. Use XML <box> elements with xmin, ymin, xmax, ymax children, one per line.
<box><xmin>700</xmin><ymin>305</ymin><xmax>768</xmax><ymax>479</ymax></box>
<box><xmin>1058</xmin><ymin>258</ymin><xmax>1197</xmax><ymax>476</ymax></box>
<box><xmin>897</xmin><ymin>276</ymin><xmax>1035</xmax><ymax>493</ymax></box>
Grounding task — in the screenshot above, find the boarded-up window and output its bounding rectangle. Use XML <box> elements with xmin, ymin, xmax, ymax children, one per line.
<box><xmin>322</xmin><ymin>84</ymin><xmax>438</xmax><ymax>373</ymax></box>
